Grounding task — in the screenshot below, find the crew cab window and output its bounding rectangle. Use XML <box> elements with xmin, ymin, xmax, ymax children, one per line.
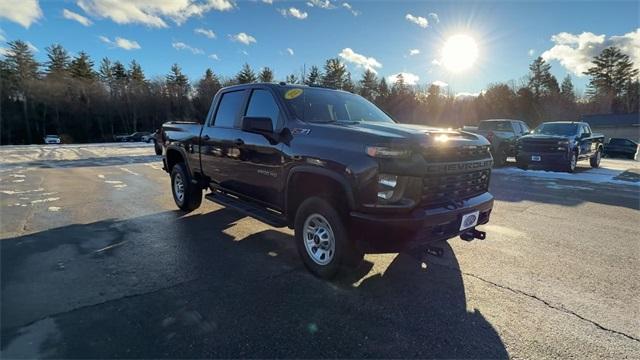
<box><xmin>520</xmin><ymin>122</ymin><xmax>530</xmax><ymax>133</ymax></box>
<box><xmin>609</xmin><ymin>138</ymin><xmax>623</xmax><ymax>145</ymax></box>
<box><xmin>582</xmin><ymin>124</ymin><xmax>591</xmax><ymax>136</ymax></box>
<box><xmin>212</xmin><ymin>91</ymin><xmax>245</xmax><ymax>128</ymax></box>
<box><xmin>245</xmin><ymin>89</ymin><xmax>280</xmax><ymax>129</ymax></box>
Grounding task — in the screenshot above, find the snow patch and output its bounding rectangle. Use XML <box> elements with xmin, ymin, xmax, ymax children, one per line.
<box><xmin>98</xmin><ymin>174</ymin><xmax>105</xmax><ymax>179</ymax></box>
<box><xmin>12</xmin><ymin>179</ymin><xmax>25</xmax><ymax>183</ymax></box>
<box><xmin>1</xmin><ymin>188</ymin><xmax>44</xmax><ymax>195</ymax></box>
<box><xmin>31</xmin><ymin>197</ymin><xmax>60</xmax><ymax>204</ymax></box>
<box><xmin>113</xmin><ymin>184</ymin><xmax>127</xmax><ymax>188</ymax></box>
<box><xmin>120</xmin><ymin>167</ymin><xmax>139</xmax><ymax>176</ymax></box>
<box><xmin>104</xmin><ymin>180</ymin><xmax>122</xmax><ymax>184</ymax></box>
<box><xmin>48</xmin><ymin>206</ymin><xmax>61</xmax><ymax>212</ymax></box>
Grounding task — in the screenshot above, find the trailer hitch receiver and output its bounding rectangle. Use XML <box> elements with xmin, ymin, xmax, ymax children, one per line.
<box><xmin>460</xmin><ymin>228</ymin><xmax>486</xmax><ymax>242</ymax></box>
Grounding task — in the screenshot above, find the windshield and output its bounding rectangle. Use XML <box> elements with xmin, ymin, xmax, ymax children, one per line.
<box><xmin>533</xmin><ymin>123</ymin><xmax>578</xmax><ymax>136</ymax></box>
<box><xmin>280</xmin><ymin>87</ymin><xmax>394</xmax><ymax>123</ymax></box>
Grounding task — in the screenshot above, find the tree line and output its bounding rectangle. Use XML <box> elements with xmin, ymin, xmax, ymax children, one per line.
<box><xmin>0</xmin><ymin>40</ymin><xmax>638</xmax><ymax>144</ymax></box>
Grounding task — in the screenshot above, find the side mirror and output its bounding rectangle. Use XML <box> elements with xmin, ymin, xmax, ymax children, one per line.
<box><xmin>241</xmin><ymin>116</ymin><xmax>273</xmax><ymax>134</ymax></box>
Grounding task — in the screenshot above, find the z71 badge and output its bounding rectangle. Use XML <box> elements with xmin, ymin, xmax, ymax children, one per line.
<box><xmin>291</xmin><ymin>128</ymin><xmax>311</xmax><ymax>135</ymax></box>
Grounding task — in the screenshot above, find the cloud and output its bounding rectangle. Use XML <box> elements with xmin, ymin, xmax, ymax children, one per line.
<box><xmin>279</xmin><ymin>7</ymin><xmax>308</xmax><ymax>19</ymax></box>
<box><xmin>77</xmin><ymin>0</ymin><xmax>234</xmax><ymax>28</ymax></box>
<box><xmin>229</xmin><ymin>32</ymin><xmax>256</xmax><ymax>45</ymax></box>
<box><xmin>338</xmin><ymin>48</ymin><xmax>382</xmax><ymax>74</ymax></box>
<box><xmin>432</xmin><ymin>80</ymin><xmax>448</xmax><ymax>87</ymax></box>
<box><xmin>405</xmin><ymin>14</ymin><xmax>428</xmax><ymax>28</ymax></box>
<box><xmin>431</xmin><ymin>59</ymin><xmax>441</xmax><ymax>66</ymax></box>
<box><xmin>541</xmin><ymin>29</ymin><xmax>640</xmax><ymax>76</ymax></box>
<box><xmin>387</xmin><ymin>72</ymin><xmax>420</xmax><ymax>86</ymax></box>
<box><xmin>0</xmin><ymin>0</ymin><xmax>42</xmax><ymax>28</ymax></box>
<box><xmin>261</xmin><ymin>0</ymin><xmax>273</xmax><ymax>3</ymax></box>
<box><xmin>100</xmin><ymin>36</ymin><xmax>141</xmax><ymax>50</ymax></box>
<box><xmin>194</xmin><ymin>28</ymin><xmax>216</xmax><ymax>39</ymax></box>
<box><xmin>306</xmin><ymin>0</ymin><xmax>334</xmax><ymax>9</ymax></box>
<box><xmin>286</xmin><ymin>48</ymin><xmax>294</xmax><ymax>55</ymax></box>
<box><xmin>208</xmin><ymin>53</ymin><xmax>220</xmax><ymax>60</ymax></box>
<box><xmin>528</xmin><ymin>49</ymin><xmax>536</xmax><ymax>57</ymax></box>
<box><xmin>428</xmin><ymin>12</ymin><xmax>439</xmax><ymax>23</ymax></box>
<box><xmin>342</xmin><ymin>2</ymin><xmax>360</xmax><ymax>16</ymax></box>
<box><xmin>409</xmin><ymin>49</ymin><xmax>420</xmax><ymax>56</ymax></box>
<box><xmin>455</xmin><ymin>91</ymin><xmax>481</xmax><ymax>99</ymax></box>
<box><xmin>63</xmin><ymin>9</ymin><xmax>93</xmax><ymax>26</ymax></box>
<box><xmin>172</xmin><ymin>41</ymin><xmax>204</xmax><ymax>55</ymax></box>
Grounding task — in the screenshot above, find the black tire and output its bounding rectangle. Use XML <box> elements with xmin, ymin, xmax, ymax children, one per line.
<box><xmin>170</xmin><ymin>163</ymin><xmax>202</xmax><ymax>212</ymax></box>
<box><xmin>492</xmin><ymin>145</ymin><xmax>507</xmax><ymax>167</ymax></box>
<box><xmin>294</xmin><ymin>197</ymin><xmax>362</xmax><ymax>279</ymax></box>
<box><xmin>566</xmin><ymin>151</ymin><xmax>578</xmax><ymax>173</ymax></box>
<box><xmin>516</xmin><ymin>159</ymin><xmax>528</xmax><ymax>170</ymax></box>
<box><xmin>590</xmin><ymin>148</ymin><xmax>602</xmax><ymax>168</ymax></box>
<box><xmin>153</xmin><ymin>139</ymin><xmax>162</xmax><ymax>155</ymax></box>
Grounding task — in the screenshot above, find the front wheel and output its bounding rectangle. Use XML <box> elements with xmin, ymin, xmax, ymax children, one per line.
<box><xmin>294</xmin><ymin>197</ymin><xmax>362</xmax><ymax>279</ymax></box>
<box><xmin>171</xmin><ymin>163</ymin><xmax>202</xmax><ymax>212</ymax></box>
<box><xmin>566</xmin><ymin>152</ymin><xmax>578</xmax><ymax>173</ymax></box>
<box><xmin>590</xmin><ymin>148</ymin><xmax>602</xmax><ymax>168</ymax></box>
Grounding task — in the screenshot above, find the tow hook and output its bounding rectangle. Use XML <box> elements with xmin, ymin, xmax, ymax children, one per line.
<box><xmin>460</xmin><ymin>229</ymin><xmax>486</xmax><ymax>241</ymax></box>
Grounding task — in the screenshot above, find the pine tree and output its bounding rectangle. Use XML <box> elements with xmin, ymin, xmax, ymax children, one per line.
<box><xmin>285</xmin><ymin>73</ymin><xmax>299</xmax><ymax>84</ymax></box>
<box><xmin>258</xmin><ymin>67</ymin><xmax>274</xmax><ymax>83</ymax></box>
<box><xmin>194</xmin><ymin>68</ymin><xmax>222</xmax><ymax>119</ymax></box>
<box><xmin>584</xmin><ymin>46</ymin><xmax>639</xmax><ymax>99</ymax></box>
<box><xmin>305</xmin><ymin>65</ymin><xmax>321</xmax><ymax>85</ymax></box>
<box><xmin>391</xmin><ymin>73</ymin><xmax>407</xmax><ymax>95</ymax></box>
<box><xmin>342</xmin><ymin>72</ymin><xmax>355</xmax><ymax>93</ymax></box>
<box><xmin>129</xmin><ymin>60</ymin><xmax>146</xmax><ymax>84</ymax></box>
<box><xmin>359</xmin><ymin>69</ymin><xmax>378</xmax><ymax>101</ymax></box>
<box><xmin>378</xmin><ymin>77</ymin><xmax>390</xmax><ymax>99</ymax></box>
<box><xmin>3</xmin><ymin>40</ymin><xmax>39</xmax><ymax>143</ymax></box>
<box><xmin>527</xmin><ymin>56</ymin><xmax>554</xmax><ymax>98</ymax></box>
<box><xmin>69</xmin><ymin>51</ymin><xmax>96</xmax><ymax>80</ymax></box>
<box><xmin>45</xmin><ymin>44</ymin><xmax>70</xmax><ymax>78</ymax></box>
<box><xmin>560</xmin><ymin>75</ymin><xmax>575</xmax><ymax>102</ymax></box>
<box><xmin>236</xmin><ymin>63</ymin><xmax>257</xmax><ymax>84</ymax></box>
<box><xmin>321</xmin><ymin>58</ymin><xmax>347</xmax><ymax>89</ymax></box>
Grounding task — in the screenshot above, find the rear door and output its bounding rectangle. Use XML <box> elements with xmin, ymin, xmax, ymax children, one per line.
<box><xmin>200</xmin><ymin>89</ymin><xmax>248</xmax><ymax>189</ymax></box>
<box><xmin>579</xmin><ymin>124</ymin><xmax>595</xmax><ymax>156</ymax></box>
<box><xmin>235</xmin><ymin>87</ymin><xmax>286</xmax><ymax>208</ymax></box>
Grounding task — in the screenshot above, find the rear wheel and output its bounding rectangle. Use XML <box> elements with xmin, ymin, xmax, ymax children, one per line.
<box><xmin>590</xmin><ymin>148</ymin><xmax>602</xmax><ymax>168</ymax></box>
<box><xmin>295</xmin><ymin>197</ymin><xmax>362</xmax><ymax>279</ymax></box>
<box><xmin>492</xmin><ymin>145</ymin><xmax>508</xmax><ymax>167</ymax></box>
<box><xmin>171</xmin><ymin>163</ymin><xmax>202</xmax><ymax>212</ymax></box>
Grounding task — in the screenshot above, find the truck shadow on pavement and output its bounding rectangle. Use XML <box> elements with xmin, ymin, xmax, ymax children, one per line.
<box><xmin>1</xmin><ymin>208</ymin><xmax>507</xmax><ymax>359</ymax></box>
<box><xmin>2</xmin><ymin>155</ymin><xmax>161</xmax><ymax>170</ymax></box>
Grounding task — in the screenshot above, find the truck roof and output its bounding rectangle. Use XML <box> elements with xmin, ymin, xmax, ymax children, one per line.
<box><xmin>219</xmin><ymin>82</ymin><xmax>349</xmax><ymax>93</ymax></box>
<box><xmin>541</xmin><ymin>121</ymin><xmax>586</xmax><ymax>125</ymax></box>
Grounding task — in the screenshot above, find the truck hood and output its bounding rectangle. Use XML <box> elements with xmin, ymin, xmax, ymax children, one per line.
<box><xmin>323</xmin><ymin>121</ymin><xmax>489</xmax><ymax>147</ymax></box>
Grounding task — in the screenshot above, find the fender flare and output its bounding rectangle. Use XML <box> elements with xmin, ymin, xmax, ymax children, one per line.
<box><xmin>284</xmin><ymin>165</ymin><xmax>356</xmax><ymax>215</ymax></box>
<box><xmin>164</xmin><ymin>145</ymin><xmax>195</xmax><ymax>178</ymax></box>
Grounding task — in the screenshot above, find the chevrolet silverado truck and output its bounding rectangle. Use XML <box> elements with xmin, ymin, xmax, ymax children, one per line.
<box><xmin>466</xmin><ymin>119</ymin><xmax>530</xmax><ymax>166</ymax></box>
<box><xmin>161</xmin><ymin>83</ymin><xmax>494</xmax><ymax>278</ymax></box>
<box><xmin>516</xmin><ymin>121</ymin><xmax>604</xmax><ymax>172</ymax></box>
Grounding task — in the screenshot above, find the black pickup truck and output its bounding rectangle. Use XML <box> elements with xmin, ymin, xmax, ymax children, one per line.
<box><xmin>516</xmin><ymin>121</ymin><xmax>604</xmax><ymax>172</ymax></box>
<box><xmin>161</xmin><ymin>83</ymin><xmax>494</xmax><ymax>278</ymax></box>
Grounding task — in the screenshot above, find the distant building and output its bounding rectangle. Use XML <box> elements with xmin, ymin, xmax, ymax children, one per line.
<box><xmin>582</xmin><ymin>113</ymin><xmax>640</xmax><ymax>142</ymax></box>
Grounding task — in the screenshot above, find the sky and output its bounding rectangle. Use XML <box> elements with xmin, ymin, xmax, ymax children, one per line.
<box><xmin>0</xmin><ymin>0</ymin><xmax>638</xmax><ymax>97</ymax></box>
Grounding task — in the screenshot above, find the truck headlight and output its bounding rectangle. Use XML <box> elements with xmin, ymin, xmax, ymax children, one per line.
<box><xmin>557</xmin><ymin>140</ymin><xmax>570</xmax><ymax>145</ymax></box>
<box><xmin>366</xmin><ymin>146</ymin><xmax>411</xmax><ymax>159</ymax></box>
<box><xmin>377</xmin><ymin>174</ymin><xmax>398</xmax><ymax>200</ymax></box>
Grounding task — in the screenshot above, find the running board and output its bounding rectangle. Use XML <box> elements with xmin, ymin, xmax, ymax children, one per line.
<box><xmin>205</xmin><ymin>191</ymin><xmax>288</xmax><ymax>228</ymax></box>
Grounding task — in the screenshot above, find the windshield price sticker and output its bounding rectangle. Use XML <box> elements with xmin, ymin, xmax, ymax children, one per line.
<box><xmin>284</xmin><ymin>88</ymin><xmax>303</xmax><ymax>100</ymax></box>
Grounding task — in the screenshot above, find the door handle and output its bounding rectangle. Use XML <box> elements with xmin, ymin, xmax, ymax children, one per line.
<box><xmin>202</xmin><ymin>135</ymin><xmax>210</xmax><ymax>141</ymax></box>
<box><xmin>234</xmin><ymin>138</ymin><xmax>244</xmax><ymax>146</ymax></box>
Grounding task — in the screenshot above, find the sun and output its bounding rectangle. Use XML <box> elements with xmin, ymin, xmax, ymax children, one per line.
<box><xmin>441</xmin><ymin>34</ymin><xmax>479</xmax><ymax>73</ymax></box>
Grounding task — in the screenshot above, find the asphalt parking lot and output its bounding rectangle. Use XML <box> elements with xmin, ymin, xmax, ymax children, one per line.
<box><xmin>1</xmin><ymin>143</ymin><xmax>639</xmax><ymax>358</ymax></box>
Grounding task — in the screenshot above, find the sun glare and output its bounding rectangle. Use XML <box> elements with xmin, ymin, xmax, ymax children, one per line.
<box><xmin>441</xmin><ymin>34</ymin><xmax>479</xmax><ymax>73</ymax></box>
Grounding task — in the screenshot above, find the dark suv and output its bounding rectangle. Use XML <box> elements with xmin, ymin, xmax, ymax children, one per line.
<box><xmin>162</xmin><ymin>83</ymin><xmax>494</xmax><ymax>278</ymax></box>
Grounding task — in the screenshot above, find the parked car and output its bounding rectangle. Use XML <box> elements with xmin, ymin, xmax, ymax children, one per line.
<box><xmin>604</xmin><ymin>138</ymin><xmax>638</xmax><ymax>160</ymax></box>
<box><xmin>141</xmin><ymin>132</ymin><xmax>155</xmax><ymax>142</ymax></box>
<box><xmin>516</xmin><ymin>121</ymin><xmax>604</xmax><ymax>172</ymax></box>
<box><xmin>118</xmin><ymin>132</ymin><xmax>152</xmax><ymax>142</ymax></box>
<box><xmin>43</xmin><ymin>135</ymin><xmax>61</xmax><ymax>144</ymax></box>
<box><xmin>161</xmin><ymin>83</ymin><xmax>494</xmax><ymax>279</ymax></box>
<box><xmin>466</xmin><ymin>119</ymin><xmax>530</xmax><ymax>166</ymax></box>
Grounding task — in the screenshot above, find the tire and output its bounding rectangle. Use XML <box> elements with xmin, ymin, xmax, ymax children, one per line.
<box><xmin>153</xmin><ymin>140</ymin><xmax>162</xmax><ymax>155</ymax></box>
<box><xmin>170</xmin><ymin>163</ymin><xmax>202</xmax><ymax>212</ymax></box>
<box><xmin>294</xmin><ymin>197</ymin><xmax>362</xmax><ymax>279</ymax></box>
<box><xmin>516</xmin><ymin>159</ymin><xmax>528</xmax><ymax>170</ymax></box>
<box><xmin>590</xmin><ymin>148</ymin><xmax>602</xmax><ymax>168</ymax></box>
<box><xmin>566</xmin><ymin>152</ymin><xmax>578</xmax><ymax>173</ymax></box>
<box><xmin>492</xmin><ymin>145</ymin><xmax>507</xmax><ymax>167</ymax></box>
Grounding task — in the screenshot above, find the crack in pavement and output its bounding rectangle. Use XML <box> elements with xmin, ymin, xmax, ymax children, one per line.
<box><xmin>461</xmin><ymin>270</ymin><xmax>640</xmax><ymax>343</ymax></box>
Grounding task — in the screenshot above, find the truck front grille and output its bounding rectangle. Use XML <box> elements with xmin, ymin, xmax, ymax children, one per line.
<box><xmin>421</xmin><ymin>169</ymin><xmax>490</xmax><ymax>206</ymax></box>
<box><xmin>423</xmin><ymin>145</ymin><xmax>490</xmax><ymax>162</ymax></box>
<box><xmin>520</xmin><ymin>140</ymin><xmax>560</xmax><ymax>152</ymax></box>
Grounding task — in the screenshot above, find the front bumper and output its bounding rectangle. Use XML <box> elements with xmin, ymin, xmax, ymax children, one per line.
<box><xmin>350</xmin><ymin>192</ymin><xmax>493</xmax><ymax>253</ymax></box>
<box><xmin>516</xmin><ymin>150</ymin><xmax>570</xmax><ymax>168</ymax></box>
